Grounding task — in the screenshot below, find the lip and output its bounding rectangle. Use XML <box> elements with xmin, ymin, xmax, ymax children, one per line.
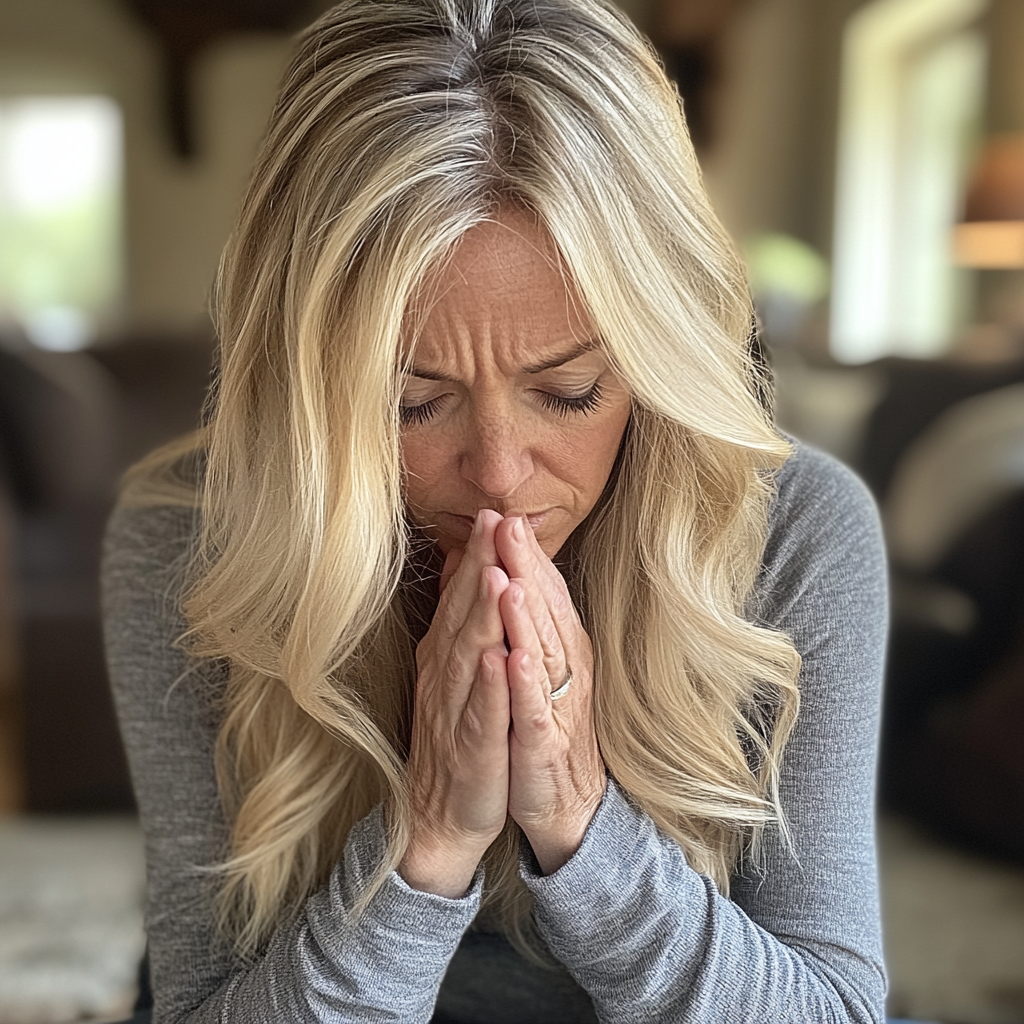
<box><xmin>435</xmin><ymin>508</ymin><xmax>556</xmax><ymax>532</ymax></box>
<box><xmin>520</xmin><ymin>509</ymin><xmax>554</xmax><ymax>531</ymax></box>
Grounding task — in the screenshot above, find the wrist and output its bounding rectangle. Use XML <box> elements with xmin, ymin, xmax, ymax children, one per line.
<box><xmin>398</xmin><ymin>833</ymin><xmax>486</xmax><ymax>898</ymax></box>
<box><xmin>524</xmin><ymin>785</ymin><xmax>605</xmax><ymax>875</ymax></box>
<box><xmin>527</xmin><ymin>832</ymin><xmax>585</xmax><ymax>876</ymax></box>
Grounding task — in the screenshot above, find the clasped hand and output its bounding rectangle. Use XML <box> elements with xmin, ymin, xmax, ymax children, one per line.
<box><xmin>399</xmin><ymin>510</ymin><xmax>607</xmax><ymax>897</ymax></box>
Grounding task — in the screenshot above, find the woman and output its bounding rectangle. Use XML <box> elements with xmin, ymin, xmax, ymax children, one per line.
<box><xmin>103</xmin><ymin>0</ymin><xmax>888</xmax><ymax>1021</ymax></box>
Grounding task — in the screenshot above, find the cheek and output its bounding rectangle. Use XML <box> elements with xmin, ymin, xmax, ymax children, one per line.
<box><xmin>551</xmin><ymin>402</ymin><xmax>631</xmax><ymax>497</ymax></box>
<box><xmin>400</xmin><ymin>435</ymin><xmax>444</xmax><ymax>509</ymax></box>
<box><xmin>588</xmin><ymin>400</ymin><xmax>632</xmax><ymax>473</ymax></box>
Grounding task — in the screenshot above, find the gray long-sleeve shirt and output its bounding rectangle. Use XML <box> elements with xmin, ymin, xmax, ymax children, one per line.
<box><xmin>102</xmin><ymin>441</ymin><xmax>888</xmax><ymax>1024</ymax></box>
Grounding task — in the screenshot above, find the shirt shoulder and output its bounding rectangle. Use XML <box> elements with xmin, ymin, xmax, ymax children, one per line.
<box><xmin>754</xmin><ymin>440</ymin><xmax>886</xmax><ymax>631</ymax></box>
<box><xmin>100</xmin><ymin>500</ymin><xmax>224</xmax><ymax>773</ymax></box>
<box><xmin>103</xmin><ymin>501</ymin><xmax>199</xmax><ymax>588</ymax></box>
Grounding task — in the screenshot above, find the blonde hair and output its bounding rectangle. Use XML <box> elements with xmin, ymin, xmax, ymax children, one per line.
<box><xmin>124</xmin><ymin>0</ymin><xmax>800</xmax><ymax>958</ymax></box>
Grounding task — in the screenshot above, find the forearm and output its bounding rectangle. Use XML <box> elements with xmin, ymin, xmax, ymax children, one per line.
<box><xmin>521</xmin><ymin>781</ymin><xmax>885</xmax><ymax>1024</ymax></box>
<box><xmin>104</xmin><ymin>504</ymin><xmax>483</xmax><ymax>1024</ymax></box>
<box><xmin>156</xmin><ymin>806</ymin><xmax>480</xmax><ymax>1024</ymax></box>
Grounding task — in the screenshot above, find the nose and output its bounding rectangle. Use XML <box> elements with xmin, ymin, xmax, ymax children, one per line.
<box><xmin>460</xmin><ymin>413</ymin><xmax>534</xmax><ymax>500</ymax></box>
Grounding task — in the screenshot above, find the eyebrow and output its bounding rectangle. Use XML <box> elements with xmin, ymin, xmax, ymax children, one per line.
<box><xmin>406</xmin><ymin>340</ymin><xmax>597</xmax><ymax>381</ymax></box>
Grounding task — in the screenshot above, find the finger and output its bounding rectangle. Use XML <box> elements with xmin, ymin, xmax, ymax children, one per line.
<box><xmin>499</xmin><ymin>579</ymin><xmax>544</xmax><ymax>663</ymax></box>
<box><xmin>440</xmin><ymin>509</ymin><xmax>504</xmax><ymax>634</ymax></box>
<box><xmin>494</xmin><ymin>515</ymin><xmax>533</xmax><ymax>579</ymax></box>
<box><xmin>460</xmin><ymin>647</ymin><xmax>512</xmax><ymax>748</ymax></box>
<box><xmin>500</xmin><ymin>578</ymin><xmax>566</xmax><ymax>693</ymax></box>
<box><xmin>521</xmin><ymin>519</ymin><xmax>581</xmax><ymax>628</ymax></box>
<box><xmin>496</xmin><ymin>517</ymin><xmax>576</xmax><ymax>617</ymax></box>
<box><xmin>446</xmin><ymin>565</ymin><xmax>510</xmax><ymax>704</ymax></box>
<box><xmin>496</xmin><ymin>518</ymin><xmax>577</xmax><ymax>663</ymax></box>
<box><xmin>507</xmin><ymin>649</ymin><xmax>556</xmax><ymax>750</ymax></box>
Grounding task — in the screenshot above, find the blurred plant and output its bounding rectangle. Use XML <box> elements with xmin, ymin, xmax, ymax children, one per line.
<box><xmin>743</xmin><ymin>232</ymin><xmax>830</xmax><ymax>348</ymax></box>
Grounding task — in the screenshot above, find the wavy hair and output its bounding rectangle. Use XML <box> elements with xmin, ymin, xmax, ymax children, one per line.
<box><xmin>123</xmin><ymin>0</ymin><xmax>801</xmax><ymax>958</ymax></box>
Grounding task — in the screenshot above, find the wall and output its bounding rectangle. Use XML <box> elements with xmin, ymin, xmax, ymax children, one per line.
<box><xmin>699</xmin><ymin>0</ymin><xmax>869</xmax><ymax>255</ymax></box>
<box><xmin>985</xmin><ymin>0</ymin><xmax>1024</xmax><ymax>134</ymax></box>
<box><xmin>0</xmin><ymin>0</ymin><xmax>292</xmax><ymax>336</ymax></box>
<box><xmin>0</xmin><ymin>0</ymin><xmax>860</xmax><ymax>334</ymax></box>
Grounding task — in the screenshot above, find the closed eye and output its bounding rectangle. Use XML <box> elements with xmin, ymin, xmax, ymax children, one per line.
<box><xmin>400</xmin><ymin>395</ymin><xmax>448</xmax><ymax>426</ymax></box>
<box><xmin>399</xmin><ymin>380</ymin><xmax>605</xmax><ymax>426</ymax></box>
<box><xmin>536</xmin><ymin>381</ymin><xmax>603</xmax><ymax>417</ymax></box>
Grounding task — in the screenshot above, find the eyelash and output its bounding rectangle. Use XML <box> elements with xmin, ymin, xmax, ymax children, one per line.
<box><xmin>538</xmin><ymin>381</ymin><xmax>604</xmax><ymax>418</ymax></box>
<box><xmin>400</xmin><ymin>397</ymin><xmax>445</xmax><ymax>427</ymax></box>
<box><xmin>399</xmin><ymin>381</ymin><xmax>604</xmax><ymax>426</ymax></box>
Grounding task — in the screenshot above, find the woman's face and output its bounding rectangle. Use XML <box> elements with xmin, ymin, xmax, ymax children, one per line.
<box><xmin>400</xmin><ymin>210</ymin><xmax>632</xmax><ymax>558</ymax></box>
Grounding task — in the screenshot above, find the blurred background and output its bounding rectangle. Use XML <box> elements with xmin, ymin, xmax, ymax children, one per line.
<box><xmin>0</xmin><ymin>0</ymin><xmax>1023</xmax><ymax>1021</ymax></box>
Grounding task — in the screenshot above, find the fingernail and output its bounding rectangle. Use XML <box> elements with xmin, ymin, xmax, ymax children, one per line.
<box><xmin>479</xmin><ymin>568</ymin><xmax>490</xmax><ymax>599</ymax></box>
<box><xmin>514</xmin><ymin>517</ymin><xmax>525</xmax><ymax>541</ymax></box>
<box><xmin>473</xmin><ymin>511</ymin><xmax>484</xmax><ymax>537</ymax></box>
<box><xmin>519</xmin><ymin>652</ymin><xmax>531</xmax><ymax>673</ymax></box>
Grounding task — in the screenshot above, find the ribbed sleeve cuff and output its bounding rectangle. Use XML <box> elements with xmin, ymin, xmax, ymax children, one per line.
<box><xmin>292</xmin><ymin>804</ymin><xmax>482</xmax><ymax>1021</ymax></box>
<box><xmin>518</xmin><ymin>779</ymin><xmax>702</xmax><ymax>964</ymax></box>
<box><xmin>334</xmin><ymin>803</ymin><xmax>482</xmax><ymax>952</ymax></box>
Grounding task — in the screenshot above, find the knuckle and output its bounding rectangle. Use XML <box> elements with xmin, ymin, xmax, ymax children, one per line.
<box><xmin>441</xmin><ymin>600</ymin><xmax>463</xmax><ymax>637</ymax></box>
<box><xmin>550</xmin><ymin>584</ymin><xmax>569</xmax><ymax>613</ymax></box>
<box><xmin>414</xmin><ymin>636</ymin><xmax>436</xmax><ymax>671</ymax></box>
<box><xmin>444</xmin><ymin>645</ymin><xmax>472</xmax><ymax>683</ymax></box>
<box><xmin>525</xmin><ymin>707</ymin><xmax>552</xmax><ymax>733</ymax></box>
<box><xmin>458</xmin><ymin>704</ymin><xmax>502</xmax><ymax>746</ymax></box>
<box><xmin>538</xmin><ymin>618</ymin><xmax>561</xmax><ymax>654</ymax></box>
<box><xmin>550</xmin><ymin>586</ymin><xmax>573</xmax><ymax>622</ymax></box>
<box><xmin>456</xmin><ymin>708</ymin><xmax>485</xmax><ymax>743</ymax></box>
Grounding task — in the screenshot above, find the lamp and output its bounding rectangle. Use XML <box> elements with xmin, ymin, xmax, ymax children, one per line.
<box><xmin>953</xmin><ymin>133</ymin><xmax>1024</xmax><ymax>269</ymax></box>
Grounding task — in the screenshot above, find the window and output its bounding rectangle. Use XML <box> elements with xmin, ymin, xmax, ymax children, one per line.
<box><xmin>0</xmin><ymin>96</ymin><xmax>122</xmax><ymax>351</ymax></box>
<box><xmin>830</xmin><ymin>0</ymin><xmax>986</xmax><ymax>363</ymax></box>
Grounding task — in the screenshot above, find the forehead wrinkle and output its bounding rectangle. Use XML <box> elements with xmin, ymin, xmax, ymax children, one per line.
<box><xmin>490</xmin><ymin>221</ymin><xmax>595</xmax><ymax>355</ymax></box>
<box><xmin>487</xmin><ymin>215</ymin><xmax>593</xmax><ymax>347</ymax></box>
<box><xmin>403</xmin><ymin>212</ymin><xmax>594</xmax><ymax>383</ymax></box>
<box><xmin>406</xmin><ymin>338</ymin><xmax>601</xmax><ymax>382</ymax></box>
<box><xmin>401</xmin><ymin>231</ymin><xmax>476</xmax><ymax>363</ymax></box>
<box><xmin>519</xmin><ymin>340</ymin><xmax>599</xmax><ymax>374</ymax></box>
